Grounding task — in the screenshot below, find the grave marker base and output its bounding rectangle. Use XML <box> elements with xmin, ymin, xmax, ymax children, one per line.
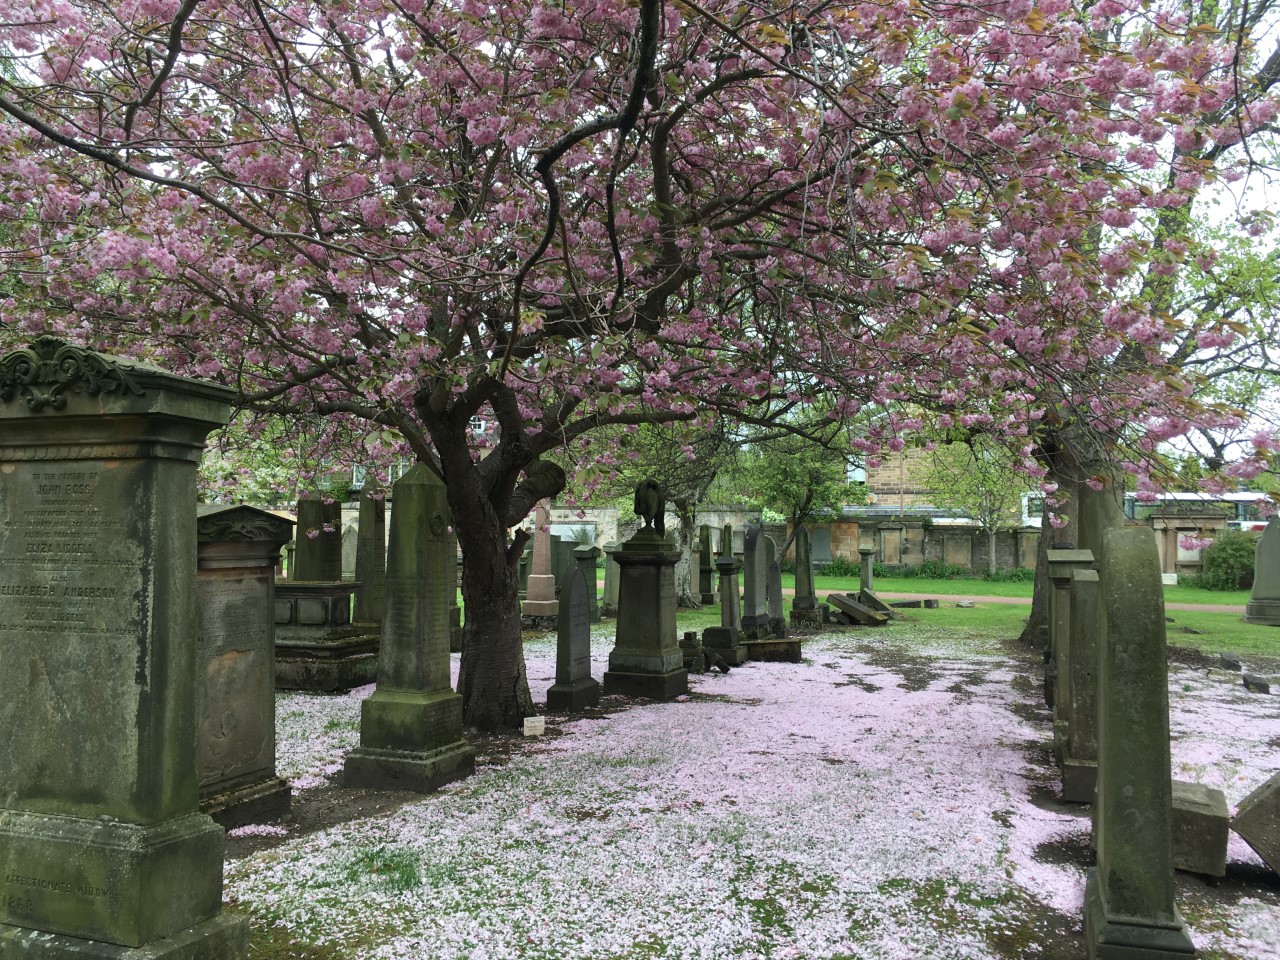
<box><xmin>546</xmin><ymin>676</ymin><xmax>602</xmax><ymax>712</ymax></box>
<box><xmin>1062</xmin><ymin>759</ymin><xmax>1098</xmax><ymax>804</ymax></box>
<box><xmin>741</xmin><ymin>638</ymin><xmax>803</xmax><ymax>663</ymax></box>
<box><xmin>1084</xmin><ymin>870</ymin><xmax>1195</xmax><ymax>959</ymax></box>
<box><xmin>342</xmin><ymin>742</ymin><xmax>475</xmax><ymax>794</ymax></box>
<box><xmin>701</xmin><ymin>627</ymin><xmax>748</xmax><ymax>665</ymax></box>
<box><xmin>0</xmin><ymin>915</ymin><xmax>247</xmax><ymax>960</ymax></box>
<box><xmin>275</xmin><ymin>632</ymin><xmax>379</xmax><ymax>692</ymax></box>
<box><xmin>602</xmin><ymin>668</ymin><xmax>689</xmax><ymax>700</ymax></box>
<box><xmin>199</xmin><ymin>777</ymin><xmax>291</xmax><ymax>830</ymax></box>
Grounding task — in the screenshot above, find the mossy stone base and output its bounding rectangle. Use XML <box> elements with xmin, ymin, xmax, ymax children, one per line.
<box><xmin>0</xmin><ymin>915</ymin><xmax>246</xmax><ymax>960</ymax></box>
<box><xmin>602</xmin><ymin>668</ymin><xmax>688</xmax><ymax>700</ymax></box>
<box><xmin>355</xmin><ymin>689</ymin><xmax>463</xmax><ymax>754</ymax></box>
<box><xmin>1244</xmin><ymin>598</ymin><xmax>1280</xmax><ymax>626</ymax></box>
<box><xmin>546</xmin><ymin>677</ymin><xmax>601</xmax><ymax>712</ymax></box>
<box><xmin>742</xmin><ymin>639</ymin><xmax>803</xmax><ymax>663</ymax></box>
<box><xmin>342</xmin><ymin>742</ymin><xmax>475</xmax><ymax>794</ymax></box>
<box><xmin>0</xmin><ymin>813</ymin><xmax>222</xmax><ymax>947</ymax></box>
<box><xmin>739</xmin><ymin>616</ymin><xmax>774</xmax><ymax>640</ymax></box>
<box><xmin>701</xmin><ymin>627</ymin><xmax>747</xmax><ymax>665</ymax></box>
<box><xmin>1084</xmin><ymin>869</ymin><xmax>1195</xmax><ymax>959</ymax></box>
<box><xmin>274</xmin><ymin>632</ymin><xmax>379</xmax><ymax>692</ymax></box>
<box><xmin>199</xmin><ymin>777</ymin><xmax>291</xmax><ymax>831</ymax></box>
<box><xmin>789</xmin><ymin>609</ymin><xmax>822</xmax><ymax>628</ymax></box>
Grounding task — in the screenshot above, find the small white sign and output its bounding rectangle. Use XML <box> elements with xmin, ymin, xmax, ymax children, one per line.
<box><xmin>1161</xmin><ymin>573</ymin><xmax>1178</xmax><ymax>586</ymax></box>
<box><xmin>522</xmin><ymin>716</ymin><xmax>546</xmax><ymax>736</ymax></box>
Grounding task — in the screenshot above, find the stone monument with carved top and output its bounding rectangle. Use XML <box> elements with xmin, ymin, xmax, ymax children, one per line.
<box><xmin>0</xmin><ymin>336</ymin><xmax>247</xmax><ymax>958</ymax></box>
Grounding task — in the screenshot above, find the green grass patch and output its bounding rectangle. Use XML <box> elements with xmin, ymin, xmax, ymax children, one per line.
<box><xmin>345</xmin><ymin>843</ymin><xmax>422</xmax><ymax>893</ymax></box>
<box><xmin>1162</xmin><ymin>610</ymin><xmax>1280</xmax><ymax>656</ymax></box>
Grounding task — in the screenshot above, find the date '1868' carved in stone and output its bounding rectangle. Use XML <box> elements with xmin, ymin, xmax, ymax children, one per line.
<box><xmin>0</xmin><ymin>335</ymin><xmax>146</xmax><ymax>412</ymax></box>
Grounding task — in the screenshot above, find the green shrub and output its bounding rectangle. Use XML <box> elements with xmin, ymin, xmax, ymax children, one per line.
<box><xmin>895</xmin><ymin>560</ymin><xmax>972</xmax><ymax>580</ymax></box>
<box><xmin>1198</xmin><ymin>531</ymin><xmax>1258</xmax><ymax>591</ymax></box>
<box><xmin>981</xmin><ymin>567</ymin><xmax>1036</xmax><ymax>583</ymax></box>
<box><xmin>817</xmin><ymin>556</ymin><xmax>860</xmax><ymax>577</ymax></box>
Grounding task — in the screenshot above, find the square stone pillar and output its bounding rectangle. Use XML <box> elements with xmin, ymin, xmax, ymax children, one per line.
<box><xmin>1045</xmin><ymin>548</ymin><xmax>1095</xmax><ymax>732</ymax></box>
<box><xmin>196</xmin><ymin>505</ymin><xmax>295</xmax><ymax>828</ymax></box>
<box><xmin>698</xmin><ymin>524</ymin><xmax>716</xmax><ymax>604</ymax></box>
<box><xmin>704</xmin><ymin>555</ymin><xmax>747</xmax><ymax>665</ymax></box>
<box><xmin>603</xmin><ymin>530</ymin><xmax>688</xmax><ymax>699</ymax></box>
<box><xmin>0</xmin><ymin>337</ymin><xmax>246</xmax><ymax>958</ymax></box>
<box><xmin>1062</xmin><ymin>567</ymin><xmax>1100</xmax><ymax>803</ymax></box>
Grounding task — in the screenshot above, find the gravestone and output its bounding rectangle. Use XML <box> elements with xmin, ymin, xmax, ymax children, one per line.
<box><xmin>1062</xmin><ymin>567</ymin><xmax>1100</xmax><ymax>803</ymax></box>
<box><xmin>292</xmin><ymin>495</ymin><xmax>342</xmax><ymax>581</ymax></box>
<box><xmin>1084</xmin><ymin>528</ymin><xmax>1195</xmax><ymax>960</ymax></box>
<box><xmin>811</xmin><ymin>526</ymin><xmax>833</xmax><ymax>563</ymax></box>
<box><xmin>552</xmin><ymin>535</ymin><xmax>573</xmax><ymax>588</ymax></box>
<box><xmin>522</xmin><ymin>500</ymin><xmax>559</xmax><ymax>622</ymax></box>
<box><xmin>698</xmin><ymin>525</ymin><xmax>716</xmax><ymax>604</ymax></box>
<box><xmin>352</xmin><ymin>490</ymin><xmax>386</xmax><ymax>625</ymax></box>
<box><xmin>341</xmin><ymin>523</ymin><xmax>358</xmax><ymax>580</ymax></box>
<box><xmin>828</xmin><ymin>593</ymin><xmax>889</xmax><ymax>627</ymax></box>
<box><xmin>703</xmin><ymin>555</ymin><xmax>748</xmax><ymax>665</ymax></box>
<box><xmin>720</xmin><ymin>523</ymin><xmax>734</xmax><ymax>559</ymax></box>
<box><xmin>791</xmin><ymin>525</ymin><xmax>822</xmax><ymax>627</ymax></box>
<box><xmin>573</xmin><ymin>543</ymin><xmax>601</xmax><ymax>623</ymax></box>
<box><xmin>603</xmin><ymin>482</ymin><xmax>688</xmax><ymax>699</ymax></box>
<box><xmin>0</xmin><ymin>337</ymin><xmax>247</xmax><ymax>957</ymax></box>
<box><xmin>1245</xmin><ymin>516</ymin><xmax>1280</xmax><ymax>626</ymax></box>
<box><xmin>764</xmin><ymin>536</ymin><xmax>786</xmax><ymax>638</ymax></box>
<box><xmin>518</xmin><ymin>544</ymin><xmax>532</xmax><ymax>600</ymax></box>
<box><xmin>859</xmin><ymin>546</ymin><xmax>875</xmax><ymax>594</ymax></box>
<box><xmin>1044</xmin><ymin>548</ymin><xmax>1095</xmax><ymax>720</ymax></box>
<box><xmin>1233</xmin><ymin>771</ymin><xmax>1280</xmax><ymax>876</ymax></box>
<box><xmin>343</xmin><ymin>465</ymin><xmax>475</xmax><ymax>793</ymax></box>
<box><xmin>740</xmin><ymin>525</ymin><xmax>772</xmax><ymax>640</ymax></box>
<box><xmin>196</xmin><ymin>505</ymin><xmax>294</xmax><ymax>829</ymax></box>
<box><xmin>601</xmin><ymin>541</ymin><xmax>621</xmax><ymax>618</ymax></box>
<box><xmin>546</xmin><ymin>567</ymin><xmax>601</xmax><ymax>711</ymax></box>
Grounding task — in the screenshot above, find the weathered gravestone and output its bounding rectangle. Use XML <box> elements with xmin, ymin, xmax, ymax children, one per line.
<box><xmin>196</xmin><ymin>505</ymin><xmax>295</xmax><ymax>829</ymax></box>
<box><xmin>352</xmin><ymin>489</ymin><xmax>386</xmax><ymax>626</ymax></box>
<box><xmin>698</xmin><ymin>524</ymin><xmax>716</xmax><ymax>604</ymax></box>
<box><xmin>1062</xmin><ymin>567</ymin><xmax>1100</xmax><ymax>803</ymax></box>
<box><xmin>1084</xmin><ymin>527</ymin><xmax>1195</xmax><ymax>960</ymax></box>
<box><xmin>518</xmin><ymin>544</ymin><xmax>532</xmax><ymax>600</ymax></box>
<box><xmin>573</xmin><ymin>543</ymin><xmax>601</xmax><ymax>624</ymax></box>
<box><xmin>1044</xmin><ymin>547</ymin><xmax>1095</xmax><ymax>719</ymax></box>
<box><xmin>859</xmin><ymin>546</ymin><xmax>876</xmax><ymax>594</ymax></box>
<box><xmin>522</xmin><ymin>501</ymin><xmax>558</xmax><ymax>623</ymax></box>
<box><xmin>1245</xmin><ymin>516</ymin><xmax>1280</xmax><ymax>626</ymax></box>
<box><xmin>546</xmin><ymin>567</ymin><xmax>601</xmax><ymax>711</ymax></box>
<box><xmin>0</xmin><ymin>337</ymin><xmax>247</xmax><ymax>957</ymax></box>
<box><xmin>1232</xmin><ymin>771</ymin><xmax>1280</xmax><ymax>877</ymax></box>
<box><xmin>703</xmin><ymin>552</ymin><xmax>748</xmax><ymax>666</ymax></box>
<box><xmin>740</xmin><ymin>525</ymin><xmax>772</xmax><ymax>640</ymax></box>
<box><xmin>790</xmin><ymin>525</ymin><xmax>823</xmax><ymax>627</ymax></box>
<box><xmin>343</xmin><ymin>465</ymin><xmax>475</xmax><ymax>793</ymax></box>
<box><xmin>601</xmin><ymin>542</ymin><xmax>621</xmax><ymax>618</ymax></box>
<box><xmin>275</xmin><ymin>494</ymin><xmax>378</xmax><ymax>692</ymax></box>
<box><xmin>744</xmin><ymin>536</ymin><xmax>802</xmax><ymax>662</ymax></box>
<box><xmin>764</xmin><ymin>536</ymin><xmax>786</xmax><ymax>639</ymax></box>
<box><xmin>603</xmin><ymin>482</ymin><xmax>688</xmax><ymax>699</ymax></box>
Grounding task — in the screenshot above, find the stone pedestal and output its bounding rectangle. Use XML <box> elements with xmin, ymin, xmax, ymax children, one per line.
<box><xmin>1245</xmin><ymin>517</ymin><xmax>1280</xmax><ymax>625</ymax></box>
<box><xmin>859</xmin><ymin>546</ymin><xmax>875</xmax><ymax>594</ymax></box>
<box><xmin>274</xmin><ymin>581</ymin><xmax>378</xmax><ymax>691</ymax></box>
<box><xmin>546</xmin><ymin>567</ymin><xmax>601</xmax><ymax>711</ymax></box>
<box><xmin>603</xmin><ymin>531</ymin><xmax>688</xmax><ymax>700</ymax></box>
<box><xmin>343</xmin><ymin>465</ymin><xmax>474</xmax><ymax>794</ymax></box>
<box><xmin>1085</xmin><ymin>528</ymin><xmax>1195</xmax><ymax>960</ymax></box>
<box><xmin>0</xmin><ymin>337</ymin><xmax>246</xmax><ymax>958</ymax></box>
<box><xmin>1045</xmin><ymin>548</ymin><xmax>1095</xmax><ymax>730</ymax></box>
<box><xmin>704</xmin><ymin>555</ymin><xmax>747</xmax><ymax>665</ymax></box>
<box><xmin>195</xmin><ymin>506</ymin><xmax>295</xmax><ymax>829</ymax></box>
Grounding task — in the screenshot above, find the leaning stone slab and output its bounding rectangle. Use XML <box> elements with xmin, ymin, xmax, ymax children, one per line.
<box><xmin>1084</xmin><ymin>528</ymin><xmax>1195</xmax><ymax>960</ymax></box>
<box><xmin>343</xmin><ymin>465</ymin><xmax>474</xmax><ymax>794</ymax></box>
<box><xmin>827</xmin><ymin>593</ymin><xmax>889</xmax><ymax>626</ymax></box>
<box><xmin>546</xmin><ymin>567</ymin><xmax>601</xmax><ymax>711</ymax></box>
<box><xmin>859</xmin><ymin>589</ymin><xmax>893</xmax><ymax>615</ymax></box>
<box><xmin>0</xmin><ymin>336</ymin><xmax>246</xmax><ymax>958</ymax></box>
<box><xmin>1170</xmin><ymin>780</ymin><xmax>1228</xmax><ymax>879</ymax></box>
<box><xmin>1232</xmin><ymin>770</ymin><xmax>1280</xmax><ymax>877</ymax></box>
<box><xmin>196</xmin><ymin>505</ymin><xmax>295</xmax><ymax>829</ymax></box>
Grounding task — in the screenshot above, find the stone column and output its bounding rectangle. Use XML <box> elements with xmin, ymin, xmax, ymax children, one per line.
<box><xmin>0</xmin><ymin>336</ymin><xmax>246</xmax><ymax>957</ymax></box>
<box><xmin>353</xmin><ymin>490</ymin><xmax>386</xmax><ymax>625</ymax></box>
<box><xmin>546</xmin><ymin>567</ymin><xmax>601</xmax><ymax>711</ymax></box>
<box><xmin>292</xmin><ymin>495</ymin><xmax>343</xmax><ymax>582</ymax></box>
<box><xmin>740</xmin><ymin>525</ymin><xmax>771</xmax><ymax>639</ymax></box>
<box><xmin>703</xmin><ymin>556</ymin><xmax>747</xmax><ymax>664</ymax></box>
<box><xmin>1084</xmin><ymin>528</ymin><xmax>1195</xmax><ymax>960</ymax></box>
<box><xmin>196</xmin><ymin>505</ymin><xmax>295</xmax><ymax>829</ymax></box>
<box><xmin>1245</xmin><ymin>517</ymin><xmax>1280</xmax><ymax>625</ymax></box>
<box><xmin>1063</xmin><ymin>568</ymin><xmax>1100</xmax><ymax>803</ymax></box>
<box><xmin>698</xmin><ymin>524</ymin><xmax>716</xmax><ymax>604</ymax></box>
<box><xmin>1045</xmin><ymin>548</ymin><xmax>1095</xmax><ymax>720</ymax></box>
<box><xmin>573</xmin><ymin>543</ymin><xmax>601</xmax><ymax>623</ymax></box>
<box><xmin>601</xmin><ymin>542</ymin><xmax>621</xmax><ymax>618</ymax></box>
<box><xmin>522</xmin><ymin>500</ymin><xmax>558</xmax><ymax>620</ymax></box>
<box><xmin>343</xmin><ymin>465</ymin><xmax>475</xmax><ymax>793</ymax></box>
<box><xmin>791</xmin><ymin>525</ymin><xmax>821</xmax><ymax>626</ymax></box>
<box><xmin>603</xmin><ymin>528</ymin><xmax>689</xmax><ymax>699</ymax></box>
<box><xmin>859</xmin><ymin>545</ymin><xmax>876</xmax><ymax>594</ymax></box>
<box><xmin>720</xmin><ymin>523</ymin><xmax>734</xmax><ymax>559</ymax></box>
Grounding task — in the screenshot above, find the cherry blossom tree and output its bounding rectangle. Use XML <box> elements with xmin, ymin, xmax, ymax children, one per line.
<box><xmin>0</xmin><ymin>0</ymin><xmax>1271</xmax><ymax>726</ymax></box>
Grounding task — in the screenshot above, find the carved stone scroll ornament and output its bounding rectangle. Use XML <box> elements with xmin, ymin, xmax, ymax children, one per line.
<box><xmin>197</xmin><ymin>514</ymin><xmax>293</xmax><ymax>544</ymax></box>
<box><xmin>0</xmin><ymin>335</ymin><xmax>146</xmax><ymax>411</ymax></box>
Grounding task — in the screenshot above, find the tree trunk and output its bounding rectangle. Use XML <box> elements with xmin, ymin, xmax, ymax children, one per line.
<box><xmin>673</xmin><ymin>504</ymin><xmax>700</xmax><ymax>608</ymax></box>
<box><xmin>987</xmin><ymin>527</ymin><xmax>997</xmax><ymax>576</ymax></box>
<box><xmin>1020</xmin><ymin>507</ymin><xmax>1053</xmax><ymax>646</ymax></box>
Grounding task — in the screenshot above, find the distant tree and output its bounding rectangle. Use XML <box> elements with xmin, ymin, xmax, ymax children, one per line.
<box><xmin>739</xmin><ymin>432</ymin><xmax>862</xmax><ymax>548</ymax></box>
<box><xmin>917</xmin><ymin>438</ymin><xmax>1027</xmax><ymax>574</ymax></box>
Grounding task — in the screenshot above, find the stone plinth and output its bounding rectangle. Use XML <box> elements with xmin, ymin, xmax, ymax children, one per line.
<box><xmin>0</xmin><ymin>337</ymin><xmax>246</xmax><ymax>958</ymax></box>
<box><xmin>196</xmin><ymin>505</ymin><xmax>295</xmax><ymax>829</ymax></box>
<box><xmin>703</xmin><ymin>555</ymin><xmax>747</xmax><ymax>665</ymax></box>
<box><xmin>1063</xmin><ymin>568</ymin><xmax>1100</xmax><ymax>804</ymax></box>
<box><xmin>1232</xmin><ymin>771</ymin><xmax>1280</xmax><ymax>876</ymax></box>
<box><xmin>274</xmin><ymin>581</ymin><xmax>378</xmax><ymax>692</ymax></box>
<box><xmin>603</xmin><ymin>530</ymin><xmax>688</xmax><ymax>700</ymax></box>
<box><xmin>859</xmin><ymin>546</ymin><xmax>875</xmax><ymax>593</ymax></box>
<box><xmin>1085</xmin><ymin>528</ymin><xmax>1195</xmax><ymax>960</ymax></box>
<box><xmin>1170</xmin><ymin>780</ymin><xmax>1228</xmax><ymax>878</ymax></box>
<box><xmin>546</xmin><ymin>567</ymin><xmax>601</xmax><ymax>711</ymax></box>
<box><xmin>343</xmin><ymin>465</ymin><xmax>474</xmax><ymax>794</ymax></box>
<box><xmin>1245</xmin><ymin>517</ymin><xmax>1280</xmax><ymax>625</ymax></box>
<box><xmin>523</xmin><ymin>501</ymin><xmax>558</xmax><ymax>622</ymax></box>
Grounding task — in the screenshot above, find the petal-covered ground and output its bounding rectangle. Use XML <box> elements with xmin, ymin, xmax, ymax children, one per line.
<box><xmin>227</xmin><ymin>623</ymin><xmax>1280</xmax><ymax>960</ymax></box>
